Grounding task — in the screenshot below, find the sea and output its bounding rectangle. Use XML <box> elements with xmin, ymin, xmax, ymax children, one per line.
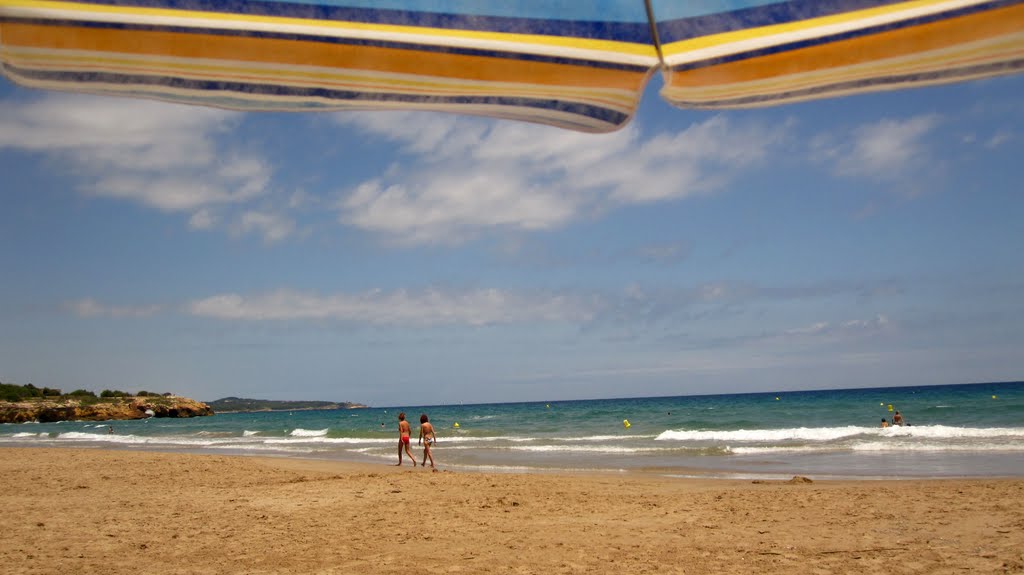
<box><xmin>3</xmin><ymin>381</ymin><xmax>1022</xmax><ymax>480</ymax></box>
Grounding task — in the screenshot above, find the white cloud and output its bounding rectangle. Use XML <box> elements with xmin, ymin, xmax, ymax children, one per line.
<box><xmin>70</xmin><ymin>277</ymin><xmax>881</xmax><ymax>331</ymax></box>
<box><xmin>635</xmin><ymin>241</ymin><xmax>691</xmax><ymax>263</ymax></box>
<box><xmin>785</xmin><ymin>321</ymin><xmax>831</xmax><ymax>336</ymax></box>
<box><xmin>341</xmin><ymin>170</ymin><xmax>579</xmax><ymax>244</ymax></box>
<box><xmin>85</xmin><ymin>173</ymin><xmax>264</xmax><ymax>212</ymax></box>
<box><xmin>66</xmin><ymin>298</ymin><xmax>161</xmax><ymax>318</ymax></box>
<box><xmin>333</xmin><ymin>112</ymin><xmax>784</xmax><ymax>244</ymax></box>
<box><xmin>232</xmin><ymin>210</ymin><xmax>297</xmax><ymax>244</ymax></box>
<box><xmin>1</xmin><ymin>95</ymin><xmax>222</xmax><ymax>154</ymax></box>
<box><xmin>2</xmin><ymin>97</ymin><xmax>787</xmax><ymax>247</ymax></box>
<box><xmin>985</xmin><ymin>130</ymin><xmax>1014</xmax><ymax>149</ymax></box>
<box><xmin>186</xmin><ymin>288</ymin><xmax>597</xmax><ymax>325</ymax></box>
<box><xmin>334</xmin><ymin>111</ymin><xmax>488</xmax><ymax>157</ymax></box>
<box><xmin>784</xmin><ymin>314</ymin><xmax>891</xmax><ymax>338</ymax></box>
<box><xmin>817</xmin><ymin>115</ymin><xmax>939</xmax><ymax>182</ymax></box>
<box><xmin>189</xmin><ymin>209</ymin><xmax>218</xmax><ymax>230</ymax></box>
<box><xmin>0</xmin><ymin>93</ymin><xmax>277</xmax><ymax>232</ymax></box>
<box><xmin>288</xmin><ymin>189</ymin><xmax>319</xmax><ymax>209</ymax></box>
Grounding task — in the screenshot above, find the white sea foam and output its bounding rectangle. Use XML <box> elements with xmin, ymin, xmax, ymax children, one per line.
<box><xmin>728</xmin><ymin>446</ymin><xmax>822</xmax><ymax>455</ymax></box>
<box><xmin>731</xmin><ymin>442</ymin><xmax>1024</xmax><ymax>455</ymax></box>
<box><xmin>418</xmin><ymin>435</ymin><xmax>527</xmax><ymax>443</ymax></box>
<box><xmin>205</xmin><ymin>444</ymin><xmax>316</xmax><ymax>454</ymax></box>
<box><xmin>289</xmin><ymin>428</ymin><xmax>328</xmax><ymax>437</ymax></box>
<box><xmin>438</xmin><ymin>435</ymin><xmax>634</xmax><ymax>444</ymax></box>
<box><xmin>56</xmin><ymin>431</ymin><xmax>115</xmax><ymax>440</ymax></box>
<box><xmin>878</xmin><ymin>425</ymin><xmax>1024</xmax><ymax>438</ymax></box>
<box><xmin>12</xmin><ymin>432</ymin><xmax>41</xmax><ymax>437</ymax></box>
<box><xmin>437</xmin><ymin>434</ymin><xmax>653</xmax><ymax>444</ymax></box>
<box><xmin>54</xmin><ymin>432</ymin><xmax>299</xmax><ymax>450</ymax></box>
<box><xmin>243</xmin><ymin>430</ymin><xmax>260</xmax><ymax>437</ymax></box>
<box><xmin>656</xmin><ymin>425</ymin><xmax>1024</xmax><ymax>443</ymax></box>
<box><xmin>549</xmin><ymin>434</ymin><xmax>654</xmax><ymax>442</ymax></box>
<box><xmin>851</xmin><ymin>442</ymin><xmax>1024</xmax><ymax>452</ymax></box>
<box><xmin>656</xmin><ymin>426</ymin><xmax>867</xmax><ymax>442</ymax></box>
<box><xmin>264</xmin><ymin>436</ymin><xmax>391</xmax><ymax>445</ymax></box>
<box><xmin>531</xmin><ymin>445</ymin><xmax>663</xmax><ymax>454</ymax></box>
<box><xmin>38</xmin><ymin>431</ymin><xmax>333</xmax><ymax>454</ymax></box>
<box><xmin>477</xmin><ymin>444</ymin><xmax>667</xmax><ymax>454</ymax></box>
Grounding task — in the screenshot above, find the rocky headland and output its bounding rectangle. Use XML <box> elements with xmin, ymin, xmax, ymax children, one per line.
<box><xmin>207</xmin><ymin>396</ymin><xmax>368</xmax><ymax>413</ymax></box>
<box><xmin>0</xmin><ymin>396</ymin><xmax>213</xmax><ymax>423</ymax></box>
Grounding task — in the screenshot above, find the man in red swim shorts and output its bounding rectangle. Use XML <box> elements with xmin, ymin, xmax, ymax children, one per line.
<box><xmin>396</xmin><ymin>412</ymin><xmax>417</xmax><ymax>466</ymax></box>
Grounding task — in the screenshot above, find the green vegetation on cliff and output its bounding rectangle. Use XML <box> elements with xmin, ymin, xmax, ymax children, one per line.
<box><xmin>1</xmin><ymin>382</ymin><xmax>173</xmax><ymax>402</ymax></box>
<box><xmin>0</xmin><ymin>381</ymin><xmax>212</xmax><ymax>423</ymax></box>
<box><xmin>1</xmin><ymin>382</ymin><xmax>64</xmax><ymax>401</ymax></box>
<box><xmin>208</xmin><ymin>397</ymin><xmax>367</xmax><ymax>413</ymax></box>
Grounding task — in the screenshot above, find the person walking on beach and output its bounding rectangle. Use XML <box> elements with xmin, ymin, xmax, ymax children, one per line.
<box><xmin>396</xmin><ymin>412</ymin><xmax>417</xmax><ymax>466</ymax></box>
<box><xmin>418</xmin><ymin>413</ymin><xmax>437</xmax><ymax>470</ymax></box>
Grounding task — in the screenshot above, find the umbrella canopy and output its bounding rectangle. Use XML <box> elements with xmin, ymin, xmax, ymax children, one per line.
<box><xmin>0</xmin><ymin>0</ymin><xmax>1021</xmax><ymax>132</ymax></box>
<box><xmin>654</xmin><ymin>0</ymin><xmax>1024</xmax><ymax>109</ymax></box>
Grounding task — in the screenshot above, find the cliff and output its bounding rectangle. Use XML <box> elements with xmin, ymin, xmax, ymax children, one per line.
<box><xmin>0</xmin><ymin>396</ymin><xmax>214</xmax><ymax>423</ymax></box>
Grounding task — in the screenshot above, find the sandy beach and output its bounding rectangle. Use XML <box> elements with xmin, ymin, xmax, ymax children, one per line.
<box><xmin>2</xmin><ymin>447</ymin><xmax>1022</xmax><ymax>574</ymax></box>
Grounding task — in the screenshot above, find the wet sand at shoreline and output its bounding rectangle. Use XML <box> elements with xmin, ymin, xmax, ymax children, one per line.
<box><xmin>2</xmin><ymin>447</ymin><xmax>1022</xmax><ymax>574</ymax></box>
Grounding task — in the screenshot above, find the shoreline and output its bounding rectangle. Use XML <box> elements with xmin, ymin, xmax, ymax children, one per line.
<box><xmin>4</xmin><ymin>439</ymin><xmax>1024</xmax><ymax>481</ymax></box>
<box><xmin>2</xmin><ymin>446</ymin><xmax>1023</xmax><ymax>574</ymax></box>
<box><xmin>5</xmin><ymin>383</ymin><xmax>1021</xmax><ymax>482</ymax></box>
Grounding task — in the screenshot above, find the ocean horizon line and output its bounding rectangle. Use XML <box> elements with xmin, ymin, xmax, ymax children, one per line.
<box><xmin>240</xmin><ymin>379</ymin><xmax>1024</xmax><ymax>411</ymax></box>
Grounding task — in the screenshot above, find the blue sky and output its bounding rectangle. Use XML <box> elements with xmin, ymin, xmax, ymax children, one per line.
<box><xmin>1</xmin><ymin>73</ymin><xmax>1022</xmax><ymax>407</ymax></box>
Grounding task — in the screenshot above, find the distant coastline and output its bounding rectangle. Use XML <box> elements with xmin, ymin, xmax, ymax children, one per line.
<box><xmin>207</xmin><ymin>397</ymin><xmax>368</xmax><ymax>413</ymax></box>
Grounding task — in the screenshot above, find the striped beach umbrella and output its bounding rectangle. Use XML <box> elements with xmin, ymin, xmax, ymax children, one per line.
<box><xmin>1</xmin><ymin>0</ymin><xmax>1021</xmax><ymax>132</ymax></box>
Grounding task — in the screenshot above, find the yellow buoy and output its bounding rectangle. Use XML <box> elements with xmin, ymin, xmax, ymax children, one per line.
<box><xmin>992</xmin><ymin>395</ymin><xmax>998</xmax><ymax>399</ymax></box>
<box><xmin>623</xmin><ymin>419</ymin><xmax>631</xmax><ymax>429</ymax></box>
<box><xmin>887</xmin><ymin>404</ymin><xmax>894</xmax><ymax>412</ymax></box>
<box><xmin>453</xmin><ymin>422</ymin><xmax>460</xmax><ymax>428</ymax></box>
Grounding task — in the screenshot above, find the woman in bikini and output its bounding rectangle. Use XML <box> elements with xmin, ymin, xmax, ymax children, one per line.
<box><xmin>418</xmin><ymin>413</ymin><xmax>437</xmax><ymax>470</ymax></box>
